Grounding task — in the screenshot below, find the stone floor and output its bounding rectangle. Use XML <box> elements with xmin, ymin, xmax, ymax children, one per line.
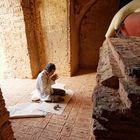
<box><xmin>0</xmin><ymin>70</ymin><xmax>96</xmax><ymax>140</ymax></box>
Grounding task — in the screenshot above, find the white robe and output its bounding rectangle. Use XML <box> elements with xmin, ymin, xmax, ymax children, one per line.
<box><xmin>36</xmin><ymin>70</ymin><xmax>55</xmax><ymax>101</ymax></box>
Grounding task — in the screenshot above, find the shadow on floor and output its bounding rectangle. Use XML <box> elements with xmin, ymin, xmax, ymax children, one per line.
<box><xmin>73</xmin><ymin>69</ymin><xmax>97</xmax><ymax>77</ymax></box>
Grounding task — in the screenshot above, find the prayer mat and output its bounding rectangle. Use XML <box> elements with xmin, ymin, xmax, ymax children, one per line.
<box><xmin>8</xmin><ymin>83</ymin><xmax>74</xmax><ymax>118</ymax></box>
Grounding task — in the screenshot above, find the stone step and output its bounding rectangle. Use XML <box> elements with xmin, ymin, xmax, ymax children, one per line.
<box><xmin>108</xmin><ymin>37</ymin><xmax>140</xmax><ymax>85</ymax></box>
<box><xmin>96</xmin><ymin>40</ymin><xmax>122</xmax><ymax>89</ymax></box>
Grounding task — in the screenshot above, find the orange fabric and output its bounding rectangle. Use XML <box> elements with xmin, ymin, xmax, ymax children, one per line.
<box><xmin>121</xmin><ymin>12</ymin><xmax>140</xmax><ymax>36</ymax></box>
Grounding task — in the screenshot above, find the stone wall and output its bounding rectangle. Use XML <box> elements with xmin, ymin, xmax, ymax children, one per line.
<box><xmin>92</xmin><ymin>37</ymin><xmax>140</xmax><ymax>140</ymax></box>
<box><xmin>0</xmin><ymin>0</ymin><xmax>70</xmax><ymax>78</ymax></box>
<box><xmin>0</xmin><ymin>88</ymin><xmax>15</xmax><ymax>140</ymax></box>
<box><xmin>37</xmin><ymin>0</ymin><xmax>71</xmax><ymax>76</ymax></box>
<box><xmin>0</xmin><ymin>0</ymin><xmax>121</xmax><ymax>78</ymax></box>
<box><xmin>79</xmin><ymin>0</ymin><xmax>119</xmax><ymax>69</ymax></box>
<box><xmin>0</xmin><ymin>0</ymin><xmax>34</xmax><ymax>78</ymax></box>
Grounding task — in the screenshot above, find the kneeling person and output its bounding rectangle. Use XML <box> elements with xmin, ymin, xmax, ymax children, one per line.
<box><xmin>36</xmin><ymin>63</ymin><xmax>65</xmax><ymax>102</ymax></box>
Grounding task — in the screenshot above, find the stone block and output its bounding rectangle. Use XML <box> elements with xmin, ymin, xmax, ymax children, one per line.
<box><xmin>92</xmin><ymin>85</ymin><xmax>124</xmax><ymax>119</ymax></box>
<box><xmin>93</xmin><ymin>37</ymin><xmax>140</xmax><ymax>140</ymax></box>
<box><xmin>108</xmin><ymin>37</ymin><xmax>140</xmax><ymax>85</ymax></box>
<box><xmin>96</xmin><ymin>40</ymin><xmax>122</xmax><ymax>89</ymax></box>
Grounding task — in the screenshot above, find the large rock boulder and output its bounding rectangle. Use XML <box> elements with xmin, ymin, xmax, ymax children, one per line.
<box><xmin>92</xmin><ymin>37</ymin><xmax>140</xmax><ymax>140</ymax></box>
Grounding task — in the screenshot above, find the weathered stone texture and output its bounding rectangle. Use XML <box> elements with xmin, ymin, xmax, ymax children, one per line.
<box><xmin>93</xmin><ymin>85</ymin><xmax>124</xmax><ymax>118</ymax></box>
<box><xmin>93</xmin><ymin>37</ymin><xmax>140</xmax><ymax>140</ymax></box>
<box><xmin>79</xmin><ymin>0</ymin><xmax>119</xmax><ymax>69</ymax></box>
<box><xmin>0</xmin><ymin>88</ymin><xmax>15</xmax><ymax>139</ymax></box>
<box><xmin>119</xmin><ymin>79</ymin><xmax>132</xmax><ymax>109</ymax></box>
<box><xmin>108</xmin><ymin>37</ymin><xmax>140</xmax><ymax>84</ymax></box>
<box><xmin>0</xmin><ymin>0</ymin><xmax>71</xmax><ymax>78</ymax></box>
<box><xmin>0</xmin><ymin>0</ymin><xmax>33</xmax><ymax>78</ymax></box>
<box><xmin>39</xmin><ymin>0</ymin><xmax>70</xmax><ymax>76</ymax></box>
<box><xmin>96</xmin><ymin>40</ymin><xmax>122</xmax><ymax>89</ymax></box>
<box><xmin>0</xmin><ymin>0</ymin><xmax>121</xmax><ymax>78</ymax></box>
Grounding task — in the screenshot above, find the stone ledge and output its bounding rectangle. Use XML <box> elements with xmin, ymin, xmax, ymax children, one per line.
<box><xmin>93</xmin><ymin>36</ymin><xmax>140</xmax><ymax>140</ymax></box>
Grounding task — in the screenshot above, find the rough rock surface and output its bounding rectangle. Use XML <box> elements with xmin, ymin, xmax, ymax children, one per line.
<box><xmin>0</xmin><ymin>88</ymin><xmax>15</xmax><ymax>140</ymax></box>
<box><xmin>93</xmin><ymin>37</ymin><xmax>140</xmax><ymax>140</ymax></box>
<box><xmin>96</xmin><ymin>40</ymin><xmax>122</xmax><ymax>89</ymax></box>
<box><xmin>108</xmin><ymin>37</ymin><xmax>140</xmax><ymax>85</ymax></box>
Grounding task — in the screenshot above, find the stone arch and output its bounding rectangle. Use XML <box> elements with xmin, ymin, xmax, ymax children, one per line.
<box><xmin>70</xmin><ymin>0</ymin><xmax>120</xmax><ymax>75</ymax></box>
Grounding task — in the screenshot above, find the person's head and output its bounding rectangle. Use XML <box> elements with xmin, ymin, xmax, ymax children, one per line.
<box><xmin>45</xmin><ymin>63</ymin><xmax>56</xmax><ymax>76</ymax></box>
